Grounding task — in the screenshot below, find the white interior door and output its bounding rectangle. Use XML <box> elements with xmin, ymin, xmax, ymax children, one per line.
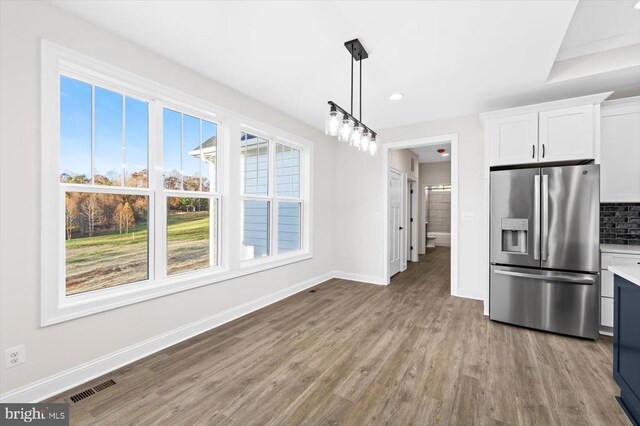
<box><xmin>389</xmin><ymin>169</ymin><xmax>402</xmax><ymax>277</ymax></box>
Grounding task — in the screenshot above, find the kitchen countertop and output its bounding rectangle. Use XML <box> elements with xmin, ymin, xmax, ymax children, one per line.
<box><xmin>600</xmin><ymin>244</ymin><xmax>640</xmax><ymax>255</ymax></box>
<box><xmin>609</xmin><ymin>265</ymin><xmax>640</xmax><ymax>287</ymax></box>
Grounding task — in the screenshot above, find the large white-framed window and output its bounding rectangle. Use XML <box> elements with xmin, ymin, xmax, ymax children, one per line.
<box><xmin>240</xmin><ymin>131</ymin><xmax>306</xmax><ymax>264</ymax></box>
<box><xmin>41</xmin><ymin>41</ymin><xmax>313</xmax><ymax>325</ymax></box>
<box><xmin>158</xmin><ymin>105</ymin><xmax>221</xmax><ymax>278</ymax></box>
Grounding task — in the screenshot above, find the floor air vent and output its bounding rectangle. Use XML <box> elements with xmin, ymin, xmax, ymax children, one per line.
<box><xmin>67</xmin><ymin>389</ymin><xmax>95</xmax><ymax>404</ymax></box>
<box><xmin>93</xmin><ymin>379</ymin><xmax>116</xmax><ymax>392</ymax></box>
<box><xmin>65</xmin><ymin>379</ymin><xmax>116</xmax><ymax>405</ymax></box>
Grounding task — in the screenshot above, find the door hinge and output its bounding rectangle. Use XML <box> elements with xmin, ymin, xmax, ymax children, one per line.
<box><xmin>410</xmin><ymin>218</ymin><xmax>414</xmax><ymax>222</ymax></box>
<box><xmin>410</xmin><ymin>246</ymin><xmax>413</xmax><ymax>250</ymax></box>
<box><xmin>410</xmin><ymin>189</ymin><xmax>414</xmax><ymax>194</ymax></box>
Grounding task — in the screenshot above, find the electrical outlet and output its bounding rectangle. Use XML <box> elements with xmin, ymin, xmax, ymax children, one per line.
<box><xmin>5</xmin><ymin>345</ymin><xmax>25</xmax><ymax>368</ymax></box>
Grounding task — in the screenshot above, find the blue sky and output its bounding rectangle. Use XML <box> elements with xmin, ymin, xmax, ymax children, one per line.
<box><xmin>60</xmin><ymin>76</ymin><xmax>217</xmax><ymax>186</ymax></box>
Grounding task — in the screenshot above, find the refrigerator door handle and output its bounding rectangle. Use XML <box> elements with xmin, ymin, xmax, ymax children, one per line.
<box><xmin>493</xmin><ymin>269</ymin><xmax>596</xmax><ymax>285</ymax></box>
<box><xmin>534</xmin><ymin>175</ymin><xmax>540</xmax><ymax>260</ymax></box>
<box><xmin>541</xmin><ymin>174</ymin><xmax>549</xmax><ymax>261</ymax></box>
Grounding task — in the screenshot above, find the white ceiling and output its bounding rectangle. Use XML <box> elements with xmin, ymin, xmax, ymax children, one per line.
<box><xmin>50</xmin><ymin>0</ymin><xmax>640</xmax><ymax>133</ymax></box>
<box><xmin>410</xmin><ymin>144</ymin><xmax>451</xmax><ymax>163</ymax></box>
<box><xmin>557</xmin><ymin>0</ymin><xmax>640</xmax><ymax>60</ymax></box>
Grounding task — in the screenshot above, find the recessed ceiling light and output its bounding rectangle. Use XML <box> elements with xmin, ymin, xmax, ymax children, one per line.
<box><xmin>442</xmin><ymin>153</ymin><xmax>450</xmax><ymax>157</ymax></box>
<box><xmin>635</xmin><ymin>1</ymin><xmax>640</xmax><ymax>9</ymax></box>
<box><xmin>389</xmin><ymin>93</ymin><xmax>403</xmax><ymax>101</ymax></box>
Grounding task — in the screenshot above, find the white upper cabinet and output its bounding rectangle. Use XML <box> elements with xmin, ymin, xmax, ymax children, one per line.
<box><xmin>538</xmin><ymin>105</ymin><xmax>594</xmax><ymax>163</ymax></box>
<box><xmin>482</xmin><ymin>93</ymin><xmax>610</xmax><ymax>167</ymax></box>
<box><xmin>488</xmin><ymin>113</ymin><xmax>539</xmax><ymax>166</ymax></box>
<box><xmin>600</xmin><ymin>98</ymin><xmax>640</xmax><ymax>202</ymax></box>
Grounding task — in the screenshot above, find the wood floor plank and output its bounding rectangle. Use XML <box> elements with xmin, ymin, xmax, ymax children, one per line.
<box><xmin>47</xmin><ymin>247</ymin><xmax>631</xmax><ymax>425</ymax></box>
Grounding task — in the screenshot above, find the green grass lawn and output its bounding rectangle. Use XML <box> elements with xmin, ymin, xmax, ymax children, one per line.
<box><xmin>66</xmin><ymin>212</ymin><xmax>212</xmax><ymax>295</ymax></box>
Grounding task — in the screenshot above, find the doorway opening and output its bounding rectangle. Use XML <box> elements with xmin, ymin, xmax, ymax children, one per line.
<box><xmin>383</xmin><ymin>134</ymin><xmax>459</xmax><ymax>297</ymax></box>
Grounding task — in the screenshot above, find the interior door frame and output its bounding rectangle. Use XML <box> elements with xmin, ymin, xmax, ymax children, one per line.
<box><xmin>388</xmin><ymin>167</ymin><xmax>404</xmax><ymax>277</ymax></box>
<box><xmin>407</xmin><ymin>177</ymin><xmax>419</xmax><ymax>263</ymax></box>
<box><xmin>382</xmin><ymin>133</ymin><xmax>459</xmax><ymax>298</ymax></box>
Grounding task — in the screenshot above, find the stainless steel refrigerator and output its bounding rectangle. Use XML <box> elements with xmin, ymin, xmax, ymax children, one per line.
<box><xmin>490</xmin><ymin>164</ymin><xmax>600</xmax><ymax>339</ymax></box>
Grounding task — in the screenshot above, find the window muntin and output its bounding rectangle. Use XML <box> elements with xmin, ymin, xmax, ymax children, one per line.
<box><xmin>275</xmin><ymin>143</ymin><xmax>300</xmax><ymax>198</ymax></box>
<box><xmin>94</xmin><ymin>86</ymin><xmax>124</xmax><ymax>185</ymax></box>
<box><xmin>163</xmin><ymin>108</ymin><xmax>218</xmax><ymax>192</ymax></box>
<box><xmin>59</xmin><ymin>76</ymin><xmax>149</xmax><ymax>187</ymax></box>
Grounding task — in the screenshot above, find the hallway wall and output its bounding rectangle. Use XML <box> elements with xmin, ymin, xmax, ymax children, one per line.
<box><xmin>418</xmin><ymin>161</ymin><xmax>452</xmax><ymax>253</ymax></box>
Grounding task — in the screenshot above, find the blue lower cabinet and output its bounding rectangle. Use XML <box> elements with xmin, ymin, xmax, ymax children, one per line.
<box><xmin>614</xmin><ymin>274</ymin><xmax>640</xmax><ymax>426</ymax></box>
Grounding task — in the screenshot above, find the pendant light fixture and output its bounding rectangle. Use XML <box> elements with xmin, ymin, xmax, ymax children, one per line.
<box><xmin>326</xmin><ymin>38</ymin><xmax>378</xmax><ymax>156</ymax></box>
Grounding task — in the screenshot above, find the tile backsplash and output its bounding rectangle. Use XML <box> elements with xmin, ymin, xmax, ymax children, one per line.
<box><xmin>600</xmin><ymin>203</ymin><xmax>640</xmax><ymax>245</ymax></box>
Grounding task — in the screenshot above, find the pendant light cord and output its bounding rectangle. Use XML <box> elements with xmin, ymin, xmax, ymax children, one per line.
<box><xmin>350</xmin><ymin>53</ymin><xmax>354</xmax><ymax>116</ymax></box>
<box><xmin>359</xmin><ymin>59</ymin><xmax>362</xmax><ymax>122</ymax></box>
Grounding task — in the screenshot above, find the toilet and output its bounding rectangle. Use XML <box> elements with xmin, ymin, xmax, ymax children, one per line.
<box><xmin>426</xmin><ymin>233</ymin><xmax>437</xmax><ymax>248</ymax></box>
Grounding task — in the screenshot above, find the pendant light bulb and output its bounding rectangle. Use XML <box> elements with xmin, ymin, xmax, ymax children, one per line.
<box><xmin>369</xmin><ymin>135</ymin><xmax>378</xmax><ymax>156</ymax></box>
<box><xmin>339</xmin><ymin>115</ymin><xmax>352</xmax><ymax>142</ymax></box>
<box><xmin>351</xmin><ymin>122</ymin><xmax>362</xmax><ymax>148</ymax></box>
<box><xmin>361</xmin><ymin>129</ymin><xmax>371</xmax><ymax>152</ymax></box>
<box><xmin>326</xmin><ymin>106</ymin><xmax>339</xmax><ymax>136</ymax></box>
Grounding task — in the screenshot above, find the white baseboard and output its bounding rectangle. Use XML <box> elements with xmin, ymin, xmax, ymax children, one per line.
<box><xmin>0</xmin><ymin>271</ymin><xmax>334</xmax><ymax>404</ymax></box>
<box><xmin>332</xmin><ymin>271</ymin><xmax>387</xmax><ymax>286</ymax></box>
<box><xmin>435</xmin><ymin>242</ymin><xmax>451</xmax><ymax>247</ymax></box>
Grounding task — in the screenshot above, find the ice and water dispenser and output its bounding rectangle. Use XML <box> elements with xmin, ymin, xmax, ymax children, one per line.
<box><xmin>501</xmin><ymin>218</ymin><xmax>528</xmax><ymax>254</ymax></box>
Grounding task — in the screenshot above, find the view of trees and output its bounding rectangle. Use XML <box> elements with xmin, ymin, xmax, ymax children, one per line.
<box><xmin>63</xmin><ymin>170</ymin><xmax>149</xmax><ymax>240</ymax></box>
<box><xmin>63</xmin><ymin>168</ymin><xmax>212</xmax><ymax>240</ymax></box>
<box><xmin>64</xmin><ymin>192</ymin><xmax>148</xmax><ymax>240</ymax></box>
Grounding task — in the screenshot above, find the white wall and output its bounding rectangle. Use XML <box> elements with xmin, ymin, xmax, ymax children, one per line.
<box><xmin>418</xmin><ymin>162</ymin><xmax>451</xmax><ymax>252</ymax></box>
<box><xmin>333</xmin><ymin>115</ymin><xmax>486</xmax><ymax>299</ymax></box>
<box><xmin>389</xmin><ymin>148</ymin><xmax>419</xmax><ymax>180</ymax></box>
<box><xmin>0</xmin><ymin>1</ymin><xmax>336</xmax><ymax>396</ymax></box>
<box><xmin>420</xmin><ymin>162</ymin><xmax>451</xmax><ymax>185</ymax></box>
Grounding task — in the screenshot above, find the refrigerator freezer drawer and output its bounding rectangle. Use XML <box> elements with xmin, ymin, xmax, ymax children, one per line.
<box><xmin>490</xmin><ymin>265</ymin><xmax>599</xmax><ymax>339</ymax></box>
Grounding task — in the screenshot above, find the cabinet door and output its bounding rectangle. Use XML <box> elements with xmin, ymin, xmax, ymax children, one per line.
<box><xmin>539</xmin><ymin>105</ymin><xmax>594</xmax><ymax>163</ymax></box>
<box><xmin>601</xmin><ymin>102</ymin><xmax>640</xmax><ymax>202</ymax></box>
<box><xmin>489</xmin><ymin>113</ymin><xmax>538</xmax><ymax>166</ymax></box>
<box><xmin>602</xmin><ymin>296</ymin><xmax>614</xmax><ymax>327</ymax></box>
<box><xmin>602</xmin><ymin>269</ymin><xmax>614</xmax><ymax>298</ymax></box>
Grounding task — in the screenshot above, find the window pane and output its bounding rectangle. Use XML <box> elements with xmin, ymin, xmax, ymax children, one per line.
<box><xmin>241</xmin><ymin>133</ymin><xmax>269</xmax><ymax>195</ymax></box>
<box><xmin>242</xmin><ymin>200</ymin><xmax>270</xmax><ymax>259</ymax></box>
<box><xmin>167</xmin><ymin>197</ymin><xmax>216</xmax><ymax>275</ymax></box>
<box><xmin>278</xmin><ymin>202</ymin><xmax>301</xmax><ymax>253</ymax></box>
<box><xmin>60</xmin><ymin>76</ymin><xmax>91</xmax><ymax>183</ymax></box>
<box><xmin>65</xmin><ymin>192</ymin><xmax>149</xmax><ymax>295</ymax></box>
<box><xmin>276</xmin><ymin>143</ymin><xmax>300</xmax><ymax>197</ymax></box>
<box><xmin>201</xmin><ymin>120</ymin><xmax>217</xmax><ymax>192</ymax></box>
<box><xmin>124</xmin><ymin>97</ymin><xmax>148</xmax><ymax>187</ymax></box>
<box><xmin>94</xmin><ymin>87</ymin><xmax>123</xmax><ymax>185</ymax></box>
<box><xmin>183</xmin><ymin>114</ymin><xmax>201</xmax><ymax>191</ymax></box>
<box><xmin>163</xmin><ymin>108</ymin><xmax>182</xmax><ymax>189</ymax></box>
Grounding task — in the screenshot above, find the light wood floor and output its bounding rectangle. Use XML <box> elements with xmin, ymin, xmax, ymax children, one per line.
<box><xmin>50</xmin><ymin>247</ymin><xmax>630</xmax><ymax>425</ymax></box>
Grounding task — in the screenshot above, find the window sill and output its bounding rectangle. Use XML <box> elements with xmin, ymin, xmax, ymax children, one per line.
<box><xmin>42</xmin><ymin>251</ymin><xmax>312</xmax><ymax>326</ymax></box>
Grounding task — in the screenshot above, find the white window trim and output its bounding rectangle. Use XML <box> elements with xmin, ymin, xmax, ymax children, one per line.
<box><xmin>239</xmin><ymin>132</ymin><xmax>308</xmax><ymax>263</ymax></box>
<box><xmin>41</xmin><ymin>40</ymin><xmax>313</xmax><ymax>326</ymax></box>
